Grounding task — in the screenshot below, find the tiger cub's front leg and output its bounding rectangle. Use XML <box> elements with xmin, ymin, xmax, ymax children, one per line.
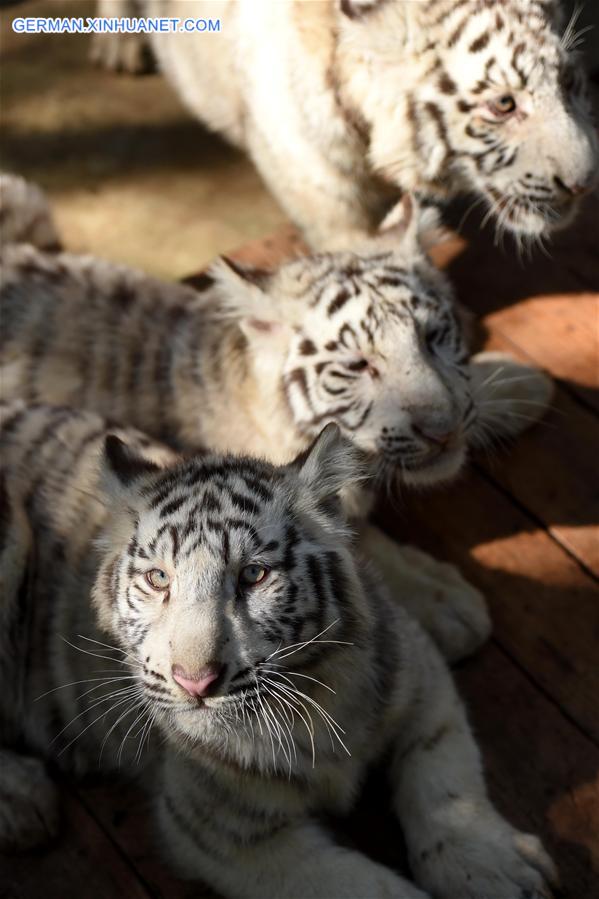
<box><xmin>359</xmin><ymin>523</ymin><xmax>491</xmax><ymax>663</ymax></box>
<box><xmin>157</xmin><ymin>754</ymin><xmax>429</xmax><ymax>899</ymax></box>
<box><xmin>388</xmin><ymin>617</ymin><xmax>557</xmax><ymax>899</ymax></box>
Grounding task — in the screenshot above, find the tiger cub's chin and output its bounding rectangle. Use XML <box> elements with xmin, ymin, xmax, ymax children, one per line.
<box><xmin>397</xmin><ymin>442</ymin><xmax>467</xmax><ymax>489</ymax></box>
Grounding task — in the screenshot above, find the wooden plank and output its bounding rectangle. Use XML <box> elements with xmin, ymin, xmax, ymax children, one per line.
<box><xmin>483</xmin><ymin>296</ymin><xmax>599</xmax><ymax>416</ymax></box>
<box><xmin>457</xmin><ymin>644</ymin><xmax>599</xmax><ymax>898</ymax></box>
<box><xmin>377</xmin><ymin>473</ymin><xmax>599</xmax><ymax>746</ymax></box>
<box><xmin>0</xmin><ymin>784</ymin><xmax>151</xmax><ymax>899</ymax></box>
<box><xmin>431</xmin><ymin>193</ymin><xmax>599</xmax><ymax>414</ymax></box>
<box><xmin>435</xmin><ymin>191</ymin><xmax>599</xmax><ymax>314</ymax></box>
<box><xmin>470</xmin><ymin>332</ymin><xmax>599</xmax><ymax>576</ymax></box>
<box><xmin>78</xmin><ymin>780</ymin><xmax>215</xmax><ymax>899</ymax></box>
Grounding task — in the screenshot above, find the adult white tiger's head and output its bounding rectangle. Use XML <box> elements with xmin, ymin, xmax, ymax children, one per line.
<box><xmin>94</xmin><ymin>427</ymin><xmax>363</xmax><ymax>762</ymax></box>
<box><xmin>338</xmin><ymin>0</ymin><xmax>598</xmax><ymax>238</ymax></box>
<box><xmin>211</xmin><ymin>199</ymin><xmax>474</xmax><ymax>489</ymax></box>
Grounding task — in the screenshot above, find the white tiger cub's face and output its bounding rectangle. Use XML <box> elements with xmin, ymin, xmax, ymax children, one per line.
<box><xmin>215</xmin><ymin>209</ymin><xmax>473</xmax><ymax>488</ymax></box>
<box><xmin>340</xmin><ymin>0</ymin><xmax>598</xmax><ymax>237</ymax></box>
<box><xmin>94</xmin><ymin>427</ymin><xmax>361</xmax><ymax>755</ymax></box>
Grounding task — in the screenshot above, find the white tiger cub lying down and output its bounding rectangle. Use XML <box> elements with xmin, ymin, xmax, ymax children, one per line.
<box><xmin>0</xmin><ymin>403</ymin><xmax>557</xmax><ymax>899</ymax></box>
<box><xmin>0</xmin><ymin>174</ymin><xmax>553</xmax><ymax>664</ymax></box>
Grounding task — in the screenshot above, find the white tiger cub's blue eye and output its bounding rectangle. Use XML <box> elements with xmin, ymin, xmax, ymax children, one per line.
<box><xmin>145</xmin><ymin>568</ymin><xmax>170</xmax><ymax>591</ymax></box>
<box><xmin>239</xmin><ymin>564</ymin><xmax>269</xmax><ymax>587</ymax></box>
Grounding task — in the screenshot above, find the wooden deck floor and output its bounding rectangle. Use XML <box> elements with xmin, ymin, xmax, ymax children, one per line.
<box><xmin>2</xmin><ymin>198</ymin><xmax>598</xmax><ymax>898</ymax></box>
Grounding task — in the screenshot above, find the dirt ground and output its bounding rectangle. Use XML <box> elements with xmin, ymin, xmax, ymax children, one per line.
<box><xmin>0</xmin><ymin>0</ymin><xmax>286</xmax><ymax>279</ymax></box>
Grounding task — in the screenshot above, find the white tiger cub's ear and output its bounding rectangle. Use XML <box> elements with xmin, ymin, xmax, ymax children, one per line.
<box><xmin>376</xmin><ymin>193</ymin><xmax>445</xmax><ymax>254</ymax></box>
<box><xmin>100</xmin><ymin>435</ymin><xmax>163</xmax><ymax>503</ymax></box>
<box><xmin>292</xmin><ymin>423</ymin><xmax>365</xmax><ymax>507</ymax></box>
<box><xmin>209</xmin><ymin>256</ymin><xmax>292</xmax><ymax>341</ymax></box>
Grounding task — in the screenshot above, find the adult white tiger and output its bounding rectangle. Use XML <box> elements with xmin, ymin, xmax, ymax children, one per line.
<box><xmin>93</xmin><ymin>0</ymin><xmax>598</xmax><ymax>249</ymax></box>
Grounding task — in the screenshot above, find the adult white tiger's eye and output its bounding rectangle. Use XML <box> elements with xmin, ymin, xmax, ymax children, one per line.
<box><xmin>239</xmin><ymin>564</ymin><xmax>269</xmax><ymax>587</ymax></box>
<box><xmin>146</xmin><ymin>568</ymin><xmax>170</xmax><ymax>591</ymax></box>
<box><xmin>490</xmin><ymin>94</ymin><xmax>516</xmax><ymax>116</ymax></box>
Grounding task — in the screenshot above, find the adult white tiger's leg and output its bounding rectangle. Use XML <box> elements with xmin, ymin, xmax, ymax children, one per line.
<box><xmin>469</xmin><ymin>351</ymin><xmax>554</xmax><ymax>446</ymax></box>
<box><xmin>359</xmin><ymin>524</ymin><xmax>491</xmax><ymax>663</ymax></box>
<box><xmin>157</xmin><ymin>754</ymin><xmax>429</xmax><ymax>899</ymax></box>
<box><xmin>388</xmin><ymin>621</ymin><xmax>557</xmax><ymax>899</ymax></box>
<box><xmin>90</xmin><ymin>0</ymin><xmax>154</xmax><ymax>74</ymax></box>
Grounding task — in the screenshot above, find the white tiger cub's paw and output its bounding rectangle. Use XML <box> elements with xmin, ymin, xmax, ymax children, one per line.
<box><xmin>0</xmin><ymin>749</ymin><xmax>60</xmax><ymax>851</ymax></box>
<box><xmin>412</xmin><ymin>805</ymin><xmax>558</xmax><ymax>899</ymax></box>
<box><xmin>469</xmin><ymin>351</ymin><xmax>554</xmax><ymax>446</ymax></box>
<box><xmin>391</xmin><ymin>545</ymin><xmax>492</xmax><ymax>664</ymax></box>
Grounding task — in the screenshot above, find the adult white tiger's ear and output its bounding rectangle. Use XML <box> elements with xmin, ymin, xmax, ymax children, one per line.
<box><xmin>100</xmin><ymin>435</ymin><xmax>162</xmax><ymax>502</ymax></box>
<box><xmin>293</xmin><ymin>423</ymin><xmax>364</xmax><ymax>503</ymax></box>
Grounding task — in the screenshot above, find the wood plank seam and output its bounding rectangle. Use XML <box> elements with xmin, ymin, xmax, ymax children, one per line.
<box><xmin>488</xmin><ymin>638</ymin><xmax>599</xmax><ymax>752</ymax></box>
<box><xmin>482</xmin><ymin>322</ymin><xmax>599</xmax><ymax>420</ymax></box>
<box><xmin>73</xmin><ymin>786</ymin><xmax>156</xmax><ymax>898</ymax></box>
<box><xmin>472</xmin><ymin>462</ymin><xmax>599</xmax><ymax>585</ymax></box>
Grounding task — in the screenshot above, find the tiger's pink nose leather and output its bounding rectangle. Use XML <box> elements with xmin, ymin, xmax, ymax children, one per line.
<box><xmin>171</xmin><ymin>663</ymin><xmax>223</xmax><ymax>698</ymax></box>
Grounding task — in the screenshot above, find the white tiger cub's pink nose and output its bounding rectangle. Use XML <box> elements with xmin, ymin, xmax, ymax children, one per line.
<box><xmin>171</xmin><ymin>662</ymin><xmax>223</xmax><ymax>698</ymax></box>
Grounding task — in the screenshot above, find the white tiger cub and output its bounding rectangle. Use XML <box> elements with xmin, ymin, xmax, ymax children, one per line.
<box><xmin>0</xmin><ymin>402</ymin><xmax>557</xmax><ymax>899</ymax></box>
<box><xmin>0</xmin><ymin>173</ymin><xmax>553</xmax><ymax>664</ymax></box>
<box><xmin>92</xmin><ymin>0</ymin><xmax>598</xmax><ymax>249</ymax></box>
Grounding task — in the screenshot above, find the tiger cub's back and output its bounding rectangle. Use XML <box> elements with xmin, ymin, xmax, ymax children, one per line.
<box><xmin>0</xmin><ymin>243</ymin><xmax>213</xmax><ymax>445</ymax></box>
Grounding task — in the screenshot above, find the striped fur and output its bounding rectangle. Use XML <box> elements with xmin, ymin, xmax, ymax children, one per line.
<box><xmin>0</xmin><ymin>175</ymin><xmax>554</xmax><ymax>663</ymax></box>
<box><xmin>0</xmin><ymin>403</ymin><xmax>557</xmax><ymax>898</ymax></box>
<box><xmin>93</xmin><ymin>0</ymin><xmax>597</xmax><ymax>249</ymax></box>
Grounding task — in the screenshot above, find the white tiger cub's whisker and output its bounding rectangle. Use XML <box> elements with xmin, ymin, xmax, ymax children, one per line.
<box><xmin>60</xmin><ymin>636</ymin><xmax>144</xmax><ymax>670</ymax></box>
<box><xmin>49</xmin><ymin>684</ymin><xmax>141</xmax><ymax>747</ymax></box>
<box><xmin>255</xmin><ymin>690</ymin><xmax>279</xmax><ymax>768</ymax></box>
<box><xmin>57</xmin><ymin>691</ymin><xmax>144</xmax><ymax>758</ymax></box>
<box><xmin>99</xmin><ymin>695</ymin><xmax>146</xmax><ymax>764</ymax></box>
<box><xmin>259</xmin><ymin>664</ymin><xmax>336</xmax><ymax>695</ymax></box>
<box><xmin>265</xmin><ymin>620</ymin><xmax>342</xmax><ymax>660</ymax></box>
<box><xmin>35</xmin><ymin>674</ymin><xmax>139</xmax><ymax>702</ymax></box>
<box><xmin>257</xmin><ymin>678</ymin><xmax>298</xmax><ymax>765</ymax></box>
<box><xmin>266</xmin><ymin>674</ymin><xmax>349</xmax><ymax>759</ymax></box>
<box><xmin>265</xmin><ymin>681</ymin><xmax>317</xmax><ymax>768</ymax></box>
<box><xmin>256</xmin><ymin>687</ymin><xmax>293</xmax><ymax>774</ymax></box>
<box><xmin>76</xmin><ymin>634</ymin><xmax>141</xmax><ymax>666</ymax></box>
<box><xmin>117</xmin><ymin>702</ymin><xmax>153</xmax><ymax>767</ymax></box>
<box><xmin>263</xmin><ymin>689</ymin><xmax>298</xmax><ymax>767</ymax></box>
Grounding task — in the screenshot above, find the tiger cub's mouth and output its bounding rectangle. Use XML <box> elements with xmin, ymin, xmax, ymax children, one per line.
<box><xmin>397</xmin><ymin>441</ymin><xmax>467</xmax><ymax>487</ymax></box>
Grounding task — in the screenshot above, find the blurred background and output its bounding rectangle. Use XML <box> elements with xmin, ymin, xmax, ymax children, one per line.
<box><xmin>0</xmin><ymin>0</ymin><xmax>286</xmax><ymax>279</ymax></box>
